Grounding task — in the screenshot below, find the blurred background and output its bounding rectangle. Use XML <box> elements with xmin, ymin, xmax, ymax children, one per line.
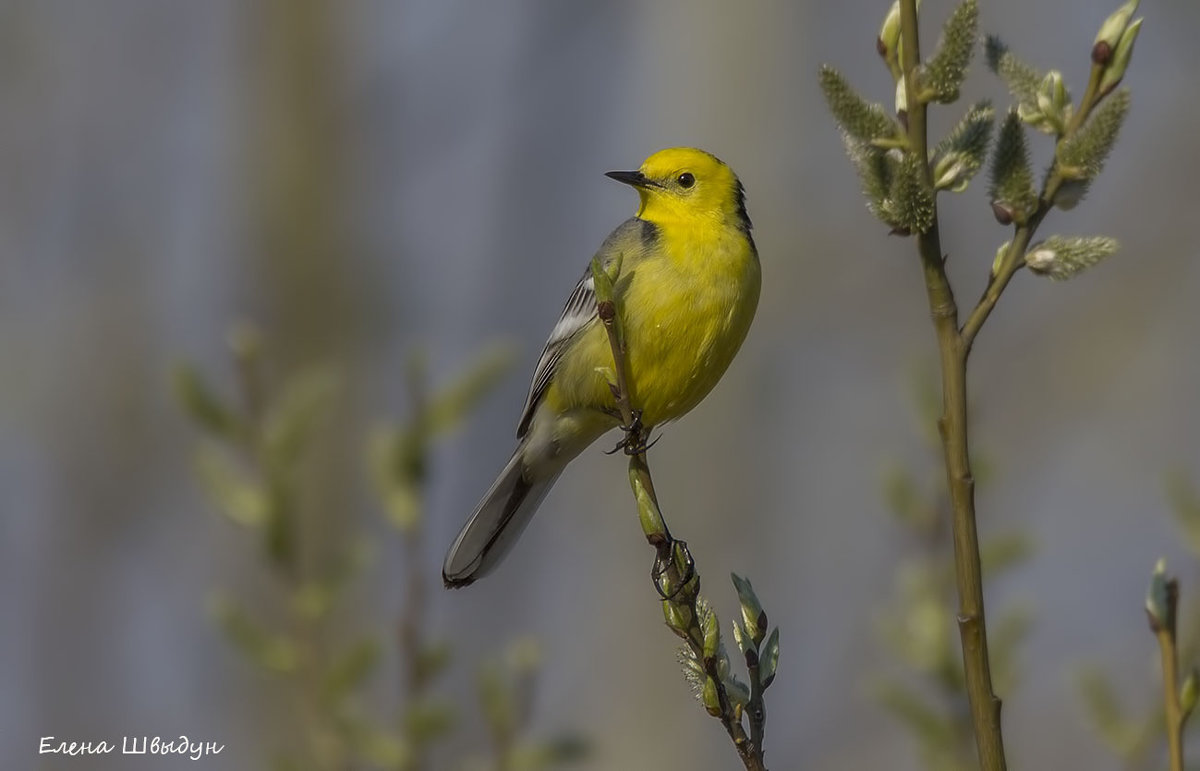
<box><xmin>3</xmin><ymin>0</ymin><xmax>1199</xmax><ymax>768</ymax></box>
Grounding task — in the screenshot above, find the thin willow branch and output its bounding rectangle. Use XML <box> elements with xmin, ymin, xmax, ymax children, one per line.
<box><xmin>590</xmin><ymin>257</ymin><xmax>768</xmax><ymax>771</ymax></box>
<box><xmin>1157</xmin><ymin>625</ymin><xmax>1185</xmax><ymax>771</ymax></box>
<box><xmin>899</xmin><ymin>2</ymin><xmax>1007</xmax><ymax>769</ymax></box>
<box><xmin>961</xmin><ymin>60</ymin><xmax>1110</xmax><ymax>350</ymax></box>
<box><xmin>1148</xmin><ymin>566</ymin><xmax>1186</xmax><ymax>771</ymax></box>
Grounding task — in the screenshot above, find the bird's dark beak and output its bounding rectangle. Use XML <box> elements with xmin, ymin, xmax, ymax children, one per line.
<box><xmin>605</xmin><ymin>170</ymin><xmax>656</xmax><ymax>189</ymax></box>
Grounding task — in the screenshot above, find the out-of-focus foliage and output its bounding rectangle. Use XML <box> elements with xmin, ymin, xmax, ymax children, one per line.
<box><xmin>463</xmin><ymin>639</ymin><xmax>588</xmax><ymax>771</ymax></box>
<box><xmin>177</xmin><ymin>330</ymin><xmax>584</xmax><ymax>770</ymax></box>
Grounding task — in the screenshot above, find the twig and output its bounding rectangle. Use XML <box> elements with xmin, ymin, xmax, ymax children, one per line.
<box><xmin>398</xmin><ymin>360</ymin><xmax>433</xmax><ymax>769</ymax></box>
<box><xmin>1148</xmin><ymin>563</ymin><xmax>1187</xmax><ymax>771</ymax></box>
<box><xmin>898</xmin><ymin>3</ymin><xmax>1006</xmax><ymax>769</ymax></box>
<box><xmin>896</xmin><ymin>7</ymin><xmax>1136</xmax><ymax>769</ymax></box>
<box><xmin>590</xmin><ymin>256</ymin><xmax>768</xmax><ymax>771</ymax></box>
<box><xmin>1156</xmin><ymin>626</ymin><xmax>1184</xmax><ymax>771</ymax></box>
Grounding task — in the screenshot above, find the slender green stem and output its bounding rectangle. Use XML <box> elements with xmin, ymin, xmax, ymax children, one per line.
<box><xmin>398</xmin><ymin>362</ymin><xmax>433</xmax><ymax>770</ymax></box>
<box><xmin>1157</xmin><ymin>626</ymin><xmax>1185</xmax><ymax>771</ymax></box>
<box><xmin>591</xmin><ymin>261</ymin><xmax>766</xmax><ymax>771</ymax></box>
<box><xmin>899</xmin><ymin>2</ymin><xmax>1007</xmax><ymax>769</ymax></box>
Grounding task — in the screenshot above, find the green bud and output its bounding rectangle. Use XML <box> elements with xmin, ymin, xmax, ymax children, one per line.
<box><xmin>1182</xmin><ymin>668</ymin><xmax>1200</xmax><ymax>722</ymax></box>
<box><xmin>724</xmin><ymin>675</ymin><xmax>751</xmax><ymax>709</ymax></box>
<box><xmin>1016</xmin><ymin>102</ymin><xmax>1047</xmax><ymax>134</ymax></box>
<box><xmin>758</xmin><ymin>628</ymin><xmax>781</xmax><ymax>690</ymax></box>
<box><xmin>1146</xmin><ymin>557</ymin><xmax>1177</xmax><ymax>635</ymax></box>
<box><xmin>1016</xmin><ymin>71</ymin><xmax>1072</xmax><ymax>136</ymax></box>
<box><xmin>663</xmin><ymin>600</ymin><xmax>692</xmax><ymax>635</ymax></box>
<box><xmin>1094</xmin><ymin>0</ymin><xmax>1140</xmax><ymax>52</ymax></box>
<box><xmin>714</xmin><ymin>645</ymin><xmax>732</xmax><ymax>682</ymax></box>
<box><xmin>702</xmin><ymin>676</ymin><xmax>722</xmax><ymax>716</ymax></box>
<box><xmin>878</xmin><ymin>1</ymin><xmax>903</xmax><ymax>81</ymax></box>
<box><xmin>1034</xmin><ymin>71</ymin><xmax>1072</xmax><ymax>135</ymax></box>
<box><xmin>991</xmin><ymin>241</ymin><xmax>1011</xmax><ymax>277</ymax></box>
<box><xmin>1024</xmin><ymin>235</ymin><xmax>1119</xmax><ymax>280</ymax></box>
<box><xmin>701</xmin><ymin>602</ymin><xmax>721</xmax><ymax>661</ymax></box>
<box><xmin>731</xmin><ymin>619</ymin><xmax>753</xmax><ymax>658</ymax></box>
<box><xmin>933</xmin><ymin>153</ymin><xmax>968</xmax><ymax>192</ymax></box>
<box><xmin>731</xmin><ymin>574</ymin><xmax>767</xmax><ymax>646</ymax></box>
<box><xmin>1098</xmin><ymin>18</ymin><xmax>1142</xmax><ymax>96</ymax></box>
<box><xmin>895</xmin><ymin>76</ymin><xmax>907</xmax><ymax>116</ymax></box>
<box><xmin>932</xmin><ymin>101</ymin><xmax>994</xmax><ymax>193</ymax></box>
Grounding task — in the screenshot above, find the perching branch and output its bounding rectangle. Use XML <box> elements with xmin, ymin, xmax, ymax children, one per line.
<box><xmin>589</xmin><ymin>255</ymin><xmax>775</xmax><ymax>771</ymax></box>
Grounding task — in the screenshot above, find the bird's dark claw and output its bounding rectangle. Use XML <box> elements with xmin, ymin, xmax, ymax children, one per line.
<box><xmin>604</xmin><ymin>409</ymin><xmax>657</xmax><ymax>456</ymax></box>
<box><xmin>651</xmin><ymin>539</ymin><xmax>696</xmax><ymax>601</ymax></box>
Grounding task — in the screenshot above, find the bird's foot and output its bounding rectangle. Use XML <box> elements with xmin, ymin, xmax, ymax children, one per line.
<box><xmin>651</xmin><ymin>539</ymin><xmax>696</xmax><ymax>601</ymax></box>
<box><xmin>604</xmin><ymin>409</ymin><xmax>657</xmax><ymax>456</ymax></box>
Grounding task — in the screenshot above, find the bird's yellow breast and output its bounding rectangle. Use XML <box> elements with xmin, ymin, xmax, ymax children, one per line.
<box><xmin>545</xmin><ymin>219</ymin><xmax>760</xmax><ymax>429</ymax></box>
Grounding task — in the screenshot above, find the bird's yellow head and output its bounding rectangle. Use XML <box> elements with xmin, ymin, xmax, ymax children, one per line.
<box><xmin>606</xmin><ymin>147</ymin><xmax>751</xmax><ymax>233</ymax></box>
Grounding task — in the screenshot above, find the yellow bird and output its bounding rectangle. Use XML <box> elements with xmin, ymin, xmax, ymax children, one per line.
<box><xmin>443</xmin><ymin>147</ymin><xmax>760</xmax><ymax>587</ymax></box>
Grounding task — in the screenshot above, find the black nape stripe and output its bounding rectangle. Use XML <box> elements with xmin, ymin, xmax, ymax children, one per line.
<box><xmin>733</xmin><ymin>180</ymin><xmax>755</xmax><ymax>245</ymax></box>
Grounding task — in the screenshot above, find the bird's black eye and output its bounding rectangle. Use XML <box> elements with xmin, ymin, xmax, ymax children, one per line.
<box><xmin>677</xmin><ymin>172</ymin><xmax>695</xmax><ymax>189</ymax></box>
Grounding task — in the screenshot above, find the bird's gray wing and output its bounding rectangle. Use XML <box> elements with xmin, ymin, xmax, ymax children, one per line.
<box><xmin>515</xmin><ymin>267</ymin><xmax>597</xmax><ymax>438</ymax></box>
<box><xmin>515</xmin><ymin>217</ymin><xmax>654</xmax><ymax>438</ymax></box>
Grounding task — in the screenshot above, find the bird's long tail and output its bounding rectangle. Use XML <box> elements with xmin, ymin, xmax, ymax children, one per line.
<box><xmin>442</xmin><ymin>449</ymin><xmax>561</xmax><ymax>588</ymax></box>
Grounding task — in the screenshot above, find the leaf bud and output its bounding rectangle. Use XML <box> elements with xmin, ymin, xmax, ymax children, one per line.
<box><xmin>1094</xmin><ymin>0</ymin><xmax>1140</xmax><ymax>52</ymax></box>
<box><xmin>1098</xmin><ymin>18</ymin><xmax>1142</xmax><ymax>96</ymax></box>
